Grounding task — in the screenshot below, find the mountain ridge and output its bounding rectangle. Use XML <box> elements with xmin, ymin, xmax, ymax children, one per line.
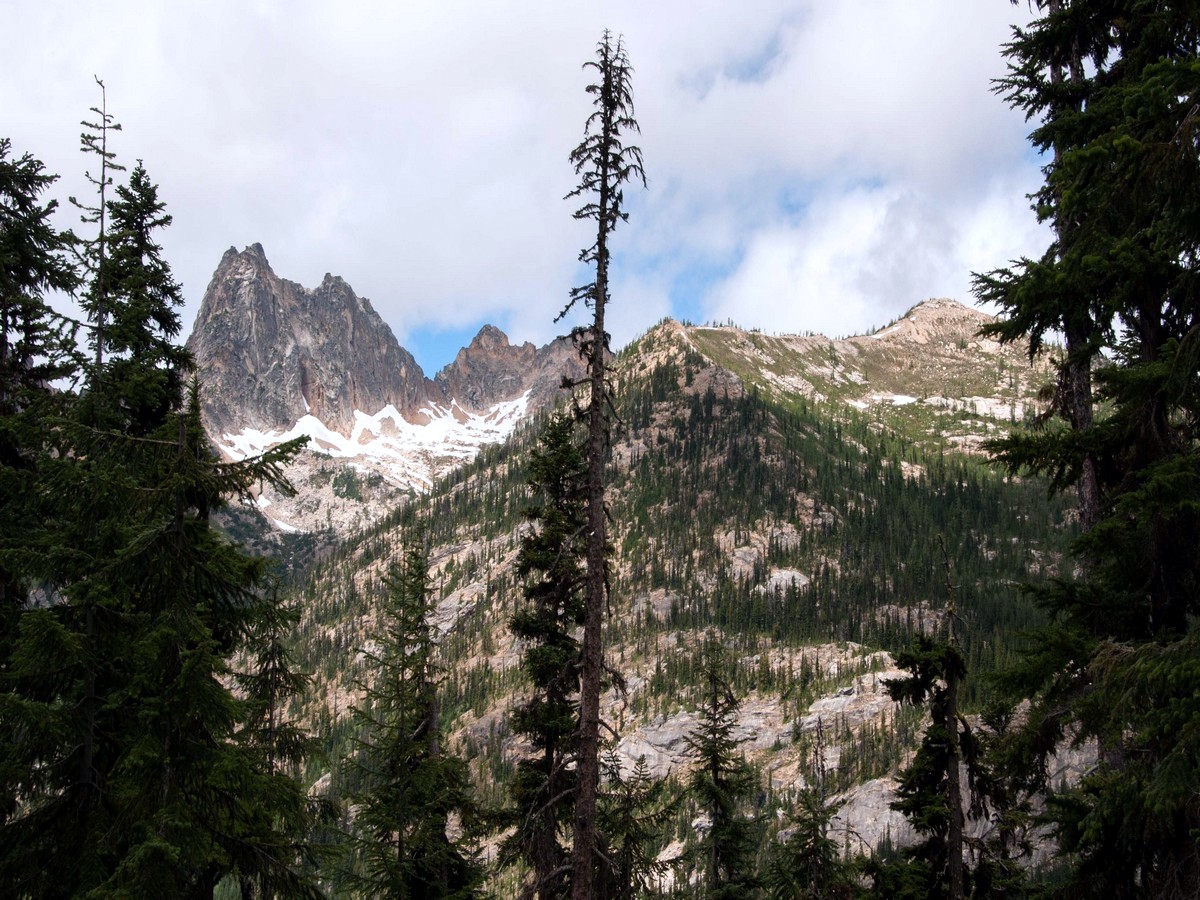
<box><xmin>186</xmin><ymin>244</ymin><xmax>581</xmax><ymax>438</ymax></box>
<box><xmin>285</xmin><ymin>294</ymin><xmax>1072</xmax><ymax>870</ymax></box>
<box><xmin>186</xmin><ymin>245</ymin><xmax>584</xmax><ymax>532</ymax></box>
<box><xmin>188</xmin><ymin>244</ymin><xmax>1054</xmax><ymax>537</ymax></box>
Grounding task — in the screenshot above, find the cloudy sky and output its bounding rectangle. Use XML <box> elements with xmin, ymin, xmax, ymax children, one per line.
<box><xmin>5</xmin><ymin>1</ymin><xmax>1048</xmax><ymax>374</ymax></box>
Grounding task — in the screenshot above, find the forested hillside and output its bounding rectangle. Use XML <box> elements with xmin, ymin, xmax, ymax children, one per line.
<box><xmin>287</xmin><ymin>313</ymin><xmax>1073</xmax><ymax>890</ymax></box>
<box><xmin>5</xmin><ymin>2</ymin><xmax>1198</xmax><ymax>896</ymax></box>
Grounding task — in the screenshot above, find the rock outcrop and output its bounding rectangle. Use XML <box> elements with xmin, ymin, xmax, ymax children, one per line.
<box><xmin>186</xmin><ymin>244</ymin><xmax>433</xmax><ymax>437</ymax></box>
<box><xmin>434</xmin><ymin>325</ymin><xmax>581</xmax><ymax>416</ymax></box>
<box><xmin>186</xmin><ymin>244</ymin><xmax>588</xmax><ymax>532</ymax></box>
<box><xmin>188</xmin><ymin>244</ymin><xmax>585</xmax><ymax>444</ymax></box>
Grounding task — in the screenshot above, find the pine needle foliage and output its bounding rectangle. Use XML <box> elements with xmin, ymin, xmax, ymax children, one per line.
<box><xmin>684</xmin><ymin>635</ymin><xmax>762</xmax><ymax>899</ymax></box>
<box><xmin>763</xmin><ymin>720</ymin><xmax>854</xmax><ymax>900</ymax></box>
<box><xmin>866</xmin><ymin>635</ymin><xmax>985</xmax><ymax>900</ymax></box>
<box><xmin>0</xmin><ymin>137</ymin><xmax>77</xmax><ymax>652</ymax></box>
<box><xmin>0</xmin><ymin>121</ymin><xmax>323</xmax><ymax>897</ymax></box>
<box><xmin>345</xmin><ymin>543</ymin><xmax>482</xmax><ymax>899</ymax></box>
<box><xmin>976</xmin><ymin>4</ymin><xmax>1200</xmax><ymax>894</ymax></box>
<box><xmin>598</xmin><ymin>750</ymin><xmax>672</xmax><ymax>898</ymax></box>
<box><xmin>504</xmin><ymin>414</ymin><xmax>589</xmax><ymax>899</ymax></box>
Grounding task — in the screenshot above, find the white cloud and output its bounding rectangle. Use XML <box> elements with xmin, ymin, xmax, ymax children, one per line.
<box><xmin>3</xmin><ymin>0</ymin><xmax>1046</xmax><ymax>369</ymax></box>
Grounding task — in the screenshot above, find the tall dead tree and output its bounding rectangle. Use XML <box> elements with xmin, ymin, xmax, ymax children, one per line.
<box><xmin>559</xmin><ymin>30</ymin><xmax>645</xmax><ymax>900</ymax></box>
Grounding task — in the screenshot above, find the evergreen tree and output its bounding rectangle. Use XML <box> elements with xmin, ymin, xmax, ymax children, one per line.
<box><xmin>2</xmin><ymin>382</ymin><xmax>319</xmax><ymax>896</ymax></box>
<box><xmin>598</xmin><ymin>750</ymin><xmax>670</xmax><ymax>899</ymax></box>
<box><xmin>684</xmin><ymin>635</ymin><xmax>761</xmax><ymax>899</ymax></box>
<box><xmin>92</xmin><ymin>160</ymin><xmax>192</xmax><ymax>433</ymax></box>
<box><xmin>866</xmin><ymin>634</ymin><xmax>981</xmax><ymax>900</ymax></box>
<box><xmin>505</xmin><ymin>414</ymin><xmax>588</xmax><ymax>899</ymax></box>
<box><xmin>346</xmin><ymin>543</ymin><xmax>481</xmax><ymax>898</ymax></box>
<box><xmin>561</xmin><ymin>31</ymin><xmax>646</xmax><ymax>899</ymax></box>
<box><xmin>0</xmin><ymin>139</ymin><xmax>77</xmax><ymax>407</ymax></box>
<box><xmin>0</xmin><ymin>137</ymin><xmax>77</xmax><ymax>658</ymax></box>
<box><xmin>237</xmin><ymin>576</ymin><xmax>320</xmax><ymax>782</ymax></box>
<box><xmin>0</xmin><ymin>136</ymin><xmax>322</xmax><ymax>895</ymax></box>
<box><xmin>232</xmin><ymin>573</ymin><xmax>335</xmax><ymax>898</ymax></box>
<box><xmin>866</xmin><ymin>542</ymin><xmax>986</xmax><ymax>900</ymax></box>
<box><xmin>977</xmin><ymin>3</ymin><xmax>1200</xmax><ymax>894</ymax></box>
<box><xmin>763</xmin><ymin>719</ymin><xmax>853</xmax><ymax>900</ymax></box>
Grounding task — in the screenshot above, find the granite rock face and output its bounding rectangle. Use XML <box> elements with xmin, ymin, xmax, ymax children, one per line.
<box><xmin>187</xmin><ymin>244</ymin><xmax>582</xmax><ymax>442</ymax></box>
<box><xmin>434</xmin><ymin>325</ymin><xmax>582</xmax><ymax>417</ymax></box>
<box><xmin>186</xmin><ymin>244</ymin><xmax>434</xmax><ymax>437</ymax></box>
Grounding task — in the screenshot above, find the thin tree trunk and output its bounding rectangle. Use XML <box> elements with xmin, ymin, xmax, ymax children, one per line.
<box><xmin>946</xmin><ymin>657</ymin><xmax>964</xmax><ymax>900</ymax></box>
<box><xmin>572</xmin><ymin>286</ymin><xmax>607</xmax><ymax>899</ymax></box>
<box><xmin>941</xmin><ymin>539</ymin><xmax>964</xmax><ymax>900</ymax></box>
<box><xmin>78</xmin><ymin>601</ymin><xmax>97</xmax><ymax>816</ymax></box>
<box><xmin>571</xmin><ymin>104</ymin><xmax>613</xmax><ymax>900</ymax></box>
<box><xmin>1065</xmin><ymin>325</ymin><xmax>1099</xmax><ymax>531</ymax></box>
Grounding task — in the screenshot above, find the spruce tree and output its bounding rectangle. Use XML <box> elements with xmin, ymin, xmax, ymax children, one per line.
<box><xmin>867</xmin><ymin>634</ymin><xmax>980</xmax><ymax>900</ymax></box>
<box><xmin>0</xmin><ymin>137</ymin><xmax>77</xmax><ymax>655</ymax></box>
<box><xmin>2</xmin><ymin>378</ymin><xmax>318</xmax><ymax>896</ymax></box>
<box><xmin>976</xmin><ymin>3</ymin><xmax>1200</xmax><ymax>894</ymax></box>
<box><xmin>560</xmin><ymin>31</ymin><xmax>646</xmax><ymax>899</ymax></box>
<box><xmin>763</xmin><ymin>719</ymin><xmax>853</xmax><ymax>900</ymax></box>
<box><xmin>597</xmin><ymin>750</ymin><xmax>670</xmax><ymax>899</ymax></box>
<box><xmin>93</xmin><ymin>159</ymin><xmax>192</xmax><ymax>433</ymax></box>
<box><xmin>867</xmin><ymin>546</ymin><xmax>985</xmax><ymax>900</ymax></box>
<box><xmin>504</xmin><ymin>414</ymin><xmax>588</xmax><ymax>899</ymax></box>
<box><xmin>346</xmin><ymin>543</ymin><xmax>481</xmax><ymax>898</ymax></box>
<box><xmin>684</xmin><ymin>635</ymin><xmax>761</xmax><ymax>899</ymax></box>
<box><xmin>0</xmin><ymin>137</ymin><xmax>322</xmax><ymax>895</ymax></box>
<box><xmin>237</xmin><ymin>576</ymin><xmax>320</xmax><ymax>782</ymax></box>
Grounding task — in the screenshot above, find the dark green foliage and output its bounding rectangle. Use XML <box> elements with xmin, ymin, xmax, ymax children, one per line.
<box><xmin>1</xmin><ymin>386</ymin><xmax>321</xmax><ymax>897</ymax></box>
<box><xmin>966</xmin><ymin>701</ymin><xmax>1035</xmax><ymax>899</ymax></box>
<box><xmin>331</xmin><ymin>468</ymin><xmax>363</xmax><ymax>501</ymax></box>
<box><xmin>864</xmin><ymin>632</ymin><xmax>987</xmax><ymax>900</ymax></box>
<box><xmin>90</xmin><ymin>160</ymin><xmax>193</xmax><ymax>433</ymax></box>
<box><xmin>763</xmin><ymin>721</ymin><xmax>854</xmax><ymax>900</ymax></box>
<box><xmin>504</xmin><ymin>415</ymin><xmax>589</xmax><ymax>898</ymax></box>
<box><xmin>0</xmin><ymin>137</ymin><xmax>77</xmax><ymax>653</ymax></box>
<box><xmin>598</xmin><ymin>751</ymin><xmax>671</xmax><ymax>898</ymax></box>
<box><xmin>610</xmin><ymin>374</ymin><xmax>1069</xmax><ymax>701</ymax></box>
<box><xmin>0</xmin><ymin>127</ymin><xmax>323</xmax><ymax>897</ymax></box>
<box><xmin>237</xmin><ymin>577</ymin><xmax>322</xmax><ymax>778</ymax></box>
<box><xmin>684</xmin><ymin>635</ymin><xmax>762</xmax><ymax>899</ymax></box>
<box><xmin>0</xmin><ymin>138</ymin><xmax>77</xmax><ymax>404</ymax></box>
<box><xmin>345</xmin><ymin>543</ymin><xmax>482</xmax><ymax>898</ymax></box>
<box><xmin>975</xmin><ymin>3</ymin><xmax>1200</xmax><ymax>895</ymax></box>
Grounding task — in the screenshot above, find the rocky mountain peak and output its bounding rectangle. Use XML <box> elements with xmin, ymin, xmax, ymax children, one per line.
<box><xmin>869</xmin><ymin>297</ymin><xmax>994</xmax><ymax>346</ymax></box>
<box><xmin>434</xmin><ymin>325</ymin><xmax>537</xmax><ymax>409</ymax></box>
<box><xmin>186</xmin><ymin>244</ymin><xmax>433</xmax><ymax>438</ymax></box>
<box><xmin>186</xmin><ymin>246</ymin><xmax>586</xmax><ymax>529</ymax></box>
<box><xmin>468</xmin><ymin>323</ymin><xmax>511</xmax><ymax>351</ymax></box>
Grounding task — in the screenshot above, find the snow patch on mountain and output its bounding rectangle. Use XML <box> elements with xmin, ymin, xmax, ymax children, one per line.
<box><xmin>220</xmin><ymin>391</ymin><xmax>531</xmax><ymax>490</ymax></box>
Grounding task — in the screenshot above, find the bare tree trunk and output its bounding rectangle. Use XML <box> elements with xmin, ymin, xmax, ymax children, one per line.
<box><xmin>572</xmin><ymin>225</ymin><xmax>609</xmax><ymax>900</ymax></box>
<box><xmin>566</xmin><ymin>35</ymin><xmax>644</xmax><ymax>896</ymax></box>
<box><xmin>946</xmin><ymin>655</ymin><xmax>964</xmax><ymax>900</ymax></box>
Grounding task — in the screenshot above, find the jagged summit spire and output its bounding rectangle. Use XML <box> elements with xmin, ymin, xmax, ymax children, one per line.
<box><xmin>186</xmin><ymin>247</ymin><xmax>583</xmax><ymax>444</ymax></box>
<box><xmin>186</xmin><ymin>246</ymin><xmax>433</xmax><ymax>437</ymax></box>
